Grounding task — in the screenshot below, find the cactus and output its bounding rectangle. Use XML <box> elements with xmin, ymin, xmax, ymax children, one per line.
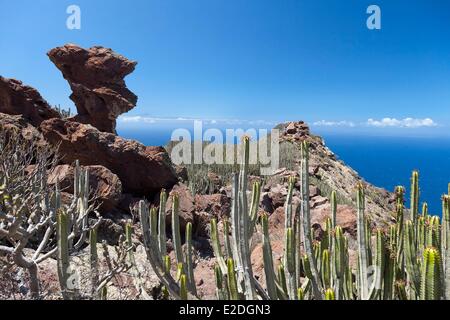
<box><xmin>410</xmin><ymin>171</ymin><xmax>419</xmax><ymax>227</ymax></box>
<box><xmin>297</xmin><ymin>287</ymin><xmax>305</xmax><ymax>300</ymax></box>
<box><xmin>248</xmin><ymin>181</ymin><xmax>261</xmax><ymax>236</ymax></box>
<box><xmin>210</xmin><ymin>218</ymin><xmax>227</xmax><ymax>274</ymax></box>
<box><xmin>227</xmin><ymin>258</ymin><xmax>239</xmax><ymax>300</ymax></box>
<box><xmin>325</xmin><ymin>288</ymin><xmax>335</xmax><ymax>300</ymax></box>
<box><xmin>158</xmin><ymin>190</ymin><xmax>167</xmax><ymax>256</ymax></box>
<box><xmin>139</xmin><ymin>199</ymin><xmax>190</xmax><ymax>300</ymax></box>
<box><xmin>443</xmin><ymin>195</ymin><xmax>450</xmax><ymax>299</ymax></box>
<box><xmin>333</xmin><ymin>226</ymin><xmax>346</xmax><ymax>299</ymax></box>
<box><xmin>321</xmin><ymin>249</ymin><xmax>331</xmax><ymax>290</ymax></box>
<box><xmin>369</xmin><ymin>229</ymin><xmax>385</xmax><ymax>300</ymax></box>
<box><xmin>261</xmin><ymin>213</ymin><xmax>278</xmax><ymax>299</ymax></box>
<box><xmin>285</xmin><ymin>227</ymin><xmax>297</xmax><ymax>299</ymax></box>
<box><xmin>180</xmin><ymin>274</ymin><xmax>188</xmax><ymax>300</ymax></box>
<box><xmin>214</xmin><ymin>265</ymin><xmax>228</xmax><ymax>300</ymax></box>
<box><xmin>56</xmin><ymin>209</ymin><xmax>71</xmax><ymax>300</ymax></box>
<box><xmin>356</xmin><ymin>183</ymin><xmax>369</xmax><ymax>300</ymax></box>
<box><xmin>171</xmin><ymin>194</ymin><xmax>184</xmax><ymax>266</ymax></box>
<box><xmin>330</xmin><ymin>190</ymin><xmax>337</xmax><ymax>229</ymax></box>
<box><xmin>420</xmin><ymin>247</ymin><xmax>442</xmax><ymax>300</ymax></box>
<box><xmin>185</xmin><ymin>222</ymin><xmax>197</xmax><ymax>295</ymax></box>
<box><xmin>89</xmin><ymin>228</ymin><xmax>98</xmax><ymax>297</ymax></box>
<box><xmin>300</xmin><ymin>141</ymin><xmax>323</xmax><ymax>300</ymax></box>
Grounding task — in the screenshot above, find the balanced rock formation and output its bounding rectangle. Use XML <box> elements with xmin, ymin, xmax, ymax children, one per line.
<box><xmin>47</xmin><ymin>44</ymin><xmax>137</xmax><ymax>133</ymax></box>
<box><xmin>40</xmin><ymin>118</ymin><xmax>178</xmax><ymax>196</ymax></box>
<box><xmin>0</xmin><ymin>76</ymin><xmax>60</xmax><ymax>127</ymax></box>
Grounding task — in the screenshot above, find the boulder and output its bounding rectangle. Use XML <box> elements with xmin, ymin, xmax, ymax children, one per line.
<box><xmin>48</xmin><ymin>164</ymin><xmax>122</xmax><ymax>214</ymax></box>
<box><xmin>164</xmin><ymin>184</ymin><xmax>195</xmax><ymax>231</ymax></box>
<box><xmin>40</xmin><ymin>118</ymin><xmax>178</xmax><ymax>196</ymax></box>
<box><xmin>47</xmin><ymin>44</ymin><xmax>137</xmax><ymax>133</ymax></box>
<box><xmin>311</xmin><ymin>204</ymin><xmax>357</xmax><ymax>237</ymax></box>
<box><xmin>194</xmin><ymin>193</ymin><xmax>231</xmax><ymax>236</ymax></box>
<box><xmin>0</xmin><ymin>113</ymin><xmax>45</xmax><ymax>144</ymax></box>
<box><xmin>0</xmin><ymin>76</ymin><xmax>59</xmax><ymax>127</ymax></box>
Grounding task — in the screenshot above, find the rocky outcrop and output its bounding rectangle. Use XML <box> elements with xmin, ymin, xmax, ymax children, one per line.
<box><xmin>194</xmin><ymin>193</ymin><xmax>231</xmax><ymax>236</ymax></box>
<box><xmin>40</xmin><ymin>118</ymin><xmax>178</xmax><ymax>196</ymax></box>
<box><xmin>47</xmin><ymin>44</ymin><xmax>137</xmax><ymax>133</ymax></box>
<box><xmin>277</xmin><ymin>121</ymin><xmax>310</xmax><ymax>142</ymax></box>
<box><xmin>0</xmin><ymin>76</ymin><xmax>60</xmax><ymax>127</ymax></box>
<box><xmin>48</xmin><ymin>164</ymin><xmax>123</xmax><ymax>214</ymax></box>
<box><xmin>0</xmin><ymin>113</ymin><xmax>45</xmax><ymax>144</ymax></box>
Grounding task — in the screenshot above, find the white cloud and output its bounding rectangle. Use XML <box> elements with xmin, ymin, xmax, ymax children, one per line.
<box><xmin>366</xmin><ymin>117</ymin><xmax>437</xmax><ymax>128</ymax></box>
<box><xmin>313</xmin><ymin>120</ymin><xmax>356</xmax><ymax>127</ymax></box>
<box><xmin>118</xmin><ymin>115</ymin><xmax>276</xmax><ymax>126</ymax></box>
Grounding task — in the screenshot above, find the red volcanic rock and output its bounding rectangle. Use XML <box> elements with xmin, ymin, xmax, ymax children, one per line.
<box><xmin>40</xmin><ymin>118</ymin><xmax>178</xmax><ymax>196</ymax></box>
<box><xmin>0</xmin><ymin>76</ymin><xmax>60</xmax><ymax>127</ymax></box>
<box><xmin>0</xmin><ymin>113</ymin><xmax>45</xmax><ymax>144</ymax></box>
<box><xmin>47</xmin><ymin>44</ymin><xmax>137</xmax><ymax>133</ymax></box>
<box><xmin>165</xmin><ymin>184</ymin><xmax>195</xmax><ymax>231</ymax></box>
<box><xmin>194</xmin><ymin>193</ymin><xmax>231</xmax><ymax>236</ymax></box>
<box><xmin>311</xmin><ymin>203</ymin><xmax>357</xmax><ymax>236</ymax></box>
<box><xmin>48</xmin><ymin>164</ymin><xmax>122</xmax><ymax>214</ymax></box>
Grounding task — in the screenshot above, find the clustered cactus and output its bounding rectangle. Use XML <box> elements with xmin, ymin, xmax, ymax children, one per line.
<box><xmin>140</xmin><ymin>137</ymin><xmax>450</xmax><ymax>300</ymax></box>
<box><xmin>0</xmin><ymin>127</ymin><xmax>133</xmax><ymax>299</ymax></box>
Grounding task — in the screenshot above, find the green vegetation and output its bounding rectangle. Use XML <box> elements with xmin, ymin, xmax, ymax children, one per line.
<box><xmin>141</xmin><ymin>138</ymin><xmax>450</xmax><ymax>300</ymax></box>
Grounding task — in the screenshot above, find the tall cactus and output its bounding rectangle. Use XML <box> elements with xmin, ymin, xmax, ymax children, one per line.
<box><xmin>330</xmin><ymin>190</ymin><xmax>337</xmax><ymax>229</ymax></box>
<box><xmin>158</xmin><ymin>190</ymin><xmax>167</xmax><ymax>256</ymax></box>
<box><xmin>56</xmin><ymin>209</ymin><xmax>71</xmax><ymax>300</ymax></box>
<box><xmin>300</xmin><ymin>141</ymin><xmax>323</xmax><ymax>300</ymax></box>
<box><xmin>211</xmin><ymin>218</ymin><xmax>227</xmax><ymax>274</ymax></box>
<box><xmin>171</xmin><ymin>194</ymin><xmax>184</xmax><ymax>267</ymax></box>
<box><xmin>185</xmin><ymin>222</ymin><xmax>197</xmax><ymax>295</ymax></box>
<box><xmin>261</xmin><ymin>213</ymin><xmax>278</xmax><ymax>299</ymax></box>
<box><xmin>420</xmin><ymin>247</ymin><xmax>442</xmax><ymax>300</ymax></box>
<box><xmin>356</xmin><ymin>183</ymin><xmax>369</xmax><ymax>300</ymax></box>
<box><xmin>443</xmin><ymin>195</ymin><xmax>450</xmax><ymax>299</ymax></box>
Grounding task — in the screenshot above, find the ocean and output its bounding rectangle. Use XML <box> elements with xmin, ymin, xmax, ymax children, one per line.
<box><xmin>118</xmin><ymin>126</ymin><xmax>450</xmax><ymax>215</ymax></box>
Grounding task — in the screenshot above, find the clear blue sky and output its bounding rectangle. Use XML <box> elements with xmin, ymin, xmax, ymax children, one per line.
<box><xmin>1</xmin><ymin>0</ymin><xmax>449</xmax><ymax>135</ymax></box>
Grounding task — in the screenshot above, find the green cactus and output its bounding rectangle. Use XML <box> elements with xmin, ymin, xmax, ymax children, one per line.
<box><xmin>277</xmin><ymin>264</ymin><xmax>288</xmax><ymax>298</ymax></box>
<box><xmin>227</xmin><ymin>258</ymin><xmax>239</xmax><ymax>300</ymax></box>
<box><xmin>300</xmin><ymin>141</ymin><xmax>323</xmax><ymax>300</ymax></box>
<box><xmin>333</xmin><ymin>226</ymin><xmax>346</xmax><ymax>299</ymax></box>
<box><xmin>261</xmin><ymin>213</ymin><xmax>278</xmax><ymax>299</ymax></box>
<box><xmin>214</xmin><ymin>265</ymin><xmax>227</xmax><ymax>300</ymax></box>
<box><xmin>185</xmin><ymin>222</ymin><xmax>197</xmax><ymax>295</ymax></box>
<box><xmin>89</xmin><ymin>228</ymin><xmax>98</xmax><ymax>296</ymax></box>
<box><xmin>410</xmin><ymin>171</ymin><xmax>419</xmax><ymax>227</ymax></box>
<box><xmin>325</xmin><ymin>288</ymin><xmax>335</xmax><ymax>300</ymax></box>
<box><xmin>210</xmin><ymin>218</ymin><xmax>227</xmax><ymax>274</ymax></box>
<box><xmin>321</xmin><ymin>249</ymin><xmax>331</xmax><ymax>290</ymax></box>
<box><xmin>443</xmin><ymin>195</ymin><xmax>450</xmax><ymax>299</ymax></box>
<box><xmin>356</xmin><ymin>183</ymin><xmax>369</xmax><ymax>300</ymax></box>
<box><xmin>171</xmin><ymin>194</ymin><xmax>184</xmax><ymax>266</ymax></box>
<box><xmin>180</xmin><ymin>274</ymin><xmax>188</xmax><ymax>300</ymax></box>
<box><xmin>56</xmin><ymin>209</ymin><xmax>71</xmax><ymax>300</ymax></box>
<box><xmin>158</xmin><ymin>190</ymin><xmax>167</xmax><ymax>256</ymax></box>
<box><xmin>297</xmin><ymin>287</ymin><xmax>305</xmax><ymax>300</ymax></box>
<box><xmin>285</xmin><ymin>227</ymin><xmax>297</xmax><ymax>299</ymax></box>
<box><xmin>420</xmin><ymin>247</ymin><xmax>442</xmax><ymax>300</ymax></box>
<box><xmin>331</xmin><ymin>190</ymin><xmax>337</xmax><ymax>229</ymax></box>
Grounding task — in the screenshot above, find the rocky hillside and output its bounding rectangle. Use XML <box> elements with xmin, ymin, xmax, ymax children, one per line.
<box><xmin>0</xmin><ymin>44</ymin><xmax>395</xmax><ymax>300</ymax></box>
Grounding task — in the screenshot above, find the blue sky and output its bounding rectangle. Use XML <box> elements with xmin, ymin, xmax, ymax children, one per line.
<box><xmin>1</xmin><ymin>0</ymin><xmax>450</xmax><ymax>135</ymax></box>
